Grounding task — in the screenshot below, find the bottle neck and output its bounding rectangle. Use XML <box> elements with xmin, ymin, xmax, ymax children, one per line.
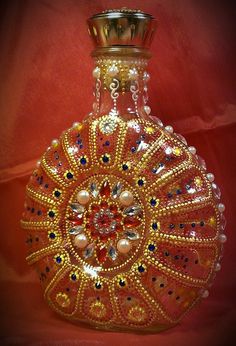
<box><xmin>90</xmin><ymin>55</ymin><xmax>151</xmax><ymax>120</ymax></box>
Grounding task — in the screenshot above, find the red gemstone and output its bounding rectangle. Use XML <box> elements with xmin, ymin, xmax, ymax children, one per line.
<box><xmin>97</xmin><ymin>247</ymin><xmax>107</xmax><ymax>263</ymax></box>
<box><xmin>69</xmin><ymin>218</ymin><xmax>83</xmax><ymax>225</ymax></box>
<box><xmin>124</xmin><ymin>217</ymin><xmax>141</xmax><ymax>228</ymax></box>
<box><xmin>100</xmin><ymin>181</ymin><xmax>111</xmax><ymax>198</ymax></box>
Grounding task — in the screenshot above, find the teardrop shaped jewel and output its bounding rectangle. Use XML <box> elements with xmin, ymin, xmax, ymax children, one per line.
<box><xmin>70</xmin><ymin>203</ymin><xmax>85</xmax><ymax>215</ymax></box>
<box><xmin>124</xmin><ymin>230</ymin><xmax>140</xmax><ymax>240</ymax></box>
<box><xmin>108</xmin><ymin>244</ymin><xmax>117</xmax><ymax>260</ymax></box>
<box><xmin>90</xmin><ymin>182</ymin><xmax>99</xmax><ymax>198</ymax></box>
<box><xmin>83</xmin><ymin>243</ymin><xmax>95</xmax><ymax>259</ymax></box>
<box><xmin>212</xmin><ymin>183</ymin><xmax>221</xmax><ymax>200</ymax></box>
<box><xmin>123</xmin><ymin>205</ymin><xmax>142</xmax><ymax>216</ymax></box>
<box><xmin>112</xmin><ymin>182</ymin><xmax>123</xmax><ymax>198</ymax></box>
<box><xmin>69</xmin><ymin>226</ymin><xmax>84</xmax><ymax>235</ymax></box>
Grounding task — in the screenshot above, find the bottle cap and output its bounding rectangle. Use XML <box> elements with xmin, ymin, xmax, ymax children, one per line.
<box><xmin>87</xmin><ymin>8</ymin><xmax>157</xmax><ymax>57</ymax></box>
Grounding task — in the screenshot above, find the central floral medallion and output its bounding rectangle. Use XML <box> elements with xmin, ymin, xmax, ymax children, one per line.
<box><xmin>66</xmin><ymin>178</ymin><xmax>144</xmax><ymax>267</ymax></box>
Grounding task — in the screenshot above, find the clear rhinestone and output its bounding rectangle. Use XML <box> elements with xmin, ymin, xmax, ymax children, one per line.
<box><xmin>83</xmin><ymin>243</ymin><xmax>95</xmax><ymax>259</ymax></box>
<box><xmin>220</xmin><ymin>213</ymin><xmax>226</xmax><ymax>231</ymax></box>
<box><xmin>70</xmin><ymin>203</ymin><xmax>85</xmax><ymax>215</ymax></box>
<box><xmin>212</xmin><ymin>183</ymin><xmax>221</xmax><ymax>199</ymax></box>
<box><xmin>124</xmin><ymin>231</ymin><xmax>140</xmax><ymax>240</ymax></box>
<box><xmin>108</xmin><ymin>245</ymin><xmax>117</xmax><ymax>260</ymax></box>
<box><xmin>123</xmin><ymin>205</ymin><xmax>142</xmax><ymax>216</ymax></box>
<box><xmin>99</xmin><ymin>117</ymin><xmax>117</xmax><ymax>134</ymax></box>
<box><xmin>197</xmin><ymin>155</ymin><xmax>207</xmax><ymax>170</ymax></box>
<box><xmin>175</xmin><ymin>133</ymin><xmax>187</xmax><ymax>146</ymax></box>
<box><xmin>137</xmin><ymin>140</ymin><xmax>149</xmax><ymax>152</ymax></box>
<box><xmin>90</xmin><ymin>182</ymin><xmax>99</xmax><ymax>198</ymax></box>
<box><xmin>112</xmin><ymin>182</ymin><xmax>123</xmax><ymax>198</ymax></box>
<box><xmin>69</xmin><ymin>226</ymin><xmax>84</xmax><ymax>235</ymax></box>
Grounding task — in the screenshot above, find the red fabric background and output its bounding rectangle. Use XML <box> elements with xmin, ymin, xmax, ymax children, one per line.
<box><xmin>0</xmin><ymin>0</ymin><xmax>236</xmax><ymax>345</ymax></box>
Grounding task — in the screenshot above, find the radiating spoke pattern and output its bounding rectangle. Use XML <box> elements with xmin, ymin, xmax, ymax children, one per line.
<box><xmin>21</xmin><ymin>115</ymin><xmax>225</xmax><ymax>331</ymax></box>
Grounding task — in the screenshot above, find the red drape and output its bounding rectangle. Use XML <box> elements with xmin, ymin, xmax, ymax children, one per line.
<box><xmin>0</xmin><ymin>1</ymin><xmax>236</xmax><ymax>345</ymax></box>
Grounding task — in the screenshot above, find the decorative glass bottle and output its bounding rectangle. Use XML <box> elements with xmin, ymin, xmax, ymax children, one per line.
<box><xmin>21</xmin><ymin>9</ymin><xmax>226</xmax><ymax>332</ymax></box>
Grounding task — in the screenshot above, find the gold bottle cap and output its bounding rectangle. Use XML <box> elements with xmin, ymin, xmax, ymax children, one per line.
<box><xmin>87</xmin><ymin>8</ymin><xmax>157</xmax><ymax>58</ymax></box>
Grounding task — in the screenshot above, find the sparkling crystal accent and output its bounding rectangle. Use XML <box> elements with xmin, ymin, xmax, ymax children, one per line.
<box><xmin>123</xmin><ymin>205</ymin><xmax>142</xmax><ymax>216</ymax></box>
<box><xmin>220</xmin><ymin>213</ymin><xmax>226</xmax><ymax>231</ymax></box>
<box><xmin>70</xmin><ymin>203</ymin><xmax>85</xmax><ymax>215</ymax></box>
<box><xmin>124</xmin><ymin>230</ymin><xmax>140</xmax><ymax>240</ymax></box>
<box><xmin>112</xmin><ymin>182</ymin><xmax>123</xmax><ymax>198</ymax></box>
<box><xmin>99</xmin><ymin>117</ymin><xmax>117</xmax><ymax>134</ymax></box>
<box><xmin>175</xmin><ymin>133</ymin><xmax>187</xmax><ymax>146</ymax></box>
<box><xmin>108</xmin><ymin>244</ymin><xmax>117</xmax><ymax>260</ymax></box>
<box><xmin>83</xmin><ymin>243</ymin><xmax>95</xmax><ymax>259</ymax></box>
<box><xmin>69</xmin><ymin>226</ymin><xmax>84</xmax><ymax>235</ymax></box>
<box><xmin>197</xmin><ymin>155</ymin><xmax>207</xmax><ymax>170</ymax></box>
<box><xmin>212</xmin><ymin>183</ymin><xmax>221</xmax><ymax>199</ymax></box>
<box><xmin>90</xmin><ymin>182</ymin><xmax>99</xmax><ymax>198</ymax></box>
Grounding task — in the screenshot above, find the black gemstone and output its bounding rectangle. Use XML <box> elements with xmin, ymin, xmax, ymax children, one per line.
<box><xmin>138</xmin><ymin>179</ymin><xmax>144</xmax><ymax>186</ymax></box>
<box><xmin>150</xmin><ymin>198</ymin><xmax>157</xmax><ymax>207</ymax></box>
<box><xmin>200</xmin><ymin>221</ymin><xmax>205</xmax><ymax>226</ymax></box>
<box><xmin>176</xmin><ymin>189</ymin><xmax>182</xmax><ymax>195</ymax></box>
<box><xmin>71</xmin><ymin>274</ymin><xmax>77</xmax><ymax>281</ymax></box>
<box><xmin>179</xmin><ymin>223</ymin><xmax>185</xmax><ymax>228</ymax></box>
<box><xmin>152</xmin><ymin>277</ymin><xmax>156</xmax><ymax>282</ymax></box>
<box><xmin>80</xmin><ymin>157</ymin><xmax>87</xmax><ymax>165</ymax></box>
<box><xmin>102</xmin><ymin>155</ymin><xmax>109</xmax><ymax>163</ymax></box>
<box><xmin>127</xmin><ymin>297</ymin><xmax>132</xmax><ymax>301</ymax></box>
<box><xmin>160</xmin><ymin>283</ymin><xmax>164</xmax><ymax>288</ymax></box>
<box><xmin>54</xmin><ymin>190</ymin><xmax>61</xmax><ymax>198</ymax></box>
<box><xmin>138</xmin><ymin>265</ymin><xmax>145</xmax><ymax>273</ymax></box>
<box><xmin>119</xmin><ymin>280</ymin><xmax>125</xmax><ymax>287</ymax></box>
<box><xmin>164</xmin><ymin>251</ymin><xmax>169</xmax><ymax>256</ymax></box>
<box><xmin>168</xmin><ymin>291</ymin><xmax>173</xmax><ymax>295</ymax></box>
<box><xmin>48</xmin><ymin>210</ymin><xmax>55</xmax><ymax>218</ymax></box>
<box><xmin>148</xmin><ymin>244</ymin><xmax>155</xmax><ymax>251</ymax></box>
<box><xmin>152</xmin><ymin>222</ymin><xmax>158</xmax><ymax>230</ymax></box>
<box><xmin>191</xmin><ymin>223</ymin><xmax>196</xmax><ymax>227</ymax></box>
<box><xmin>169</xmin><ymin>224</ymin><xmax>175</xmax><ymax>229</ymax></box>
<box><xmin>167</xmin><ymin>193</ymin><xmax>172</xmax><ymax>198</ymax></box>
<box><xmin>37</xmin><ymin>210</ymin><xmax>42</xmax><ymax>216</ymax></box>
<box><xmin>95</xmin><ymin>282</ymin><xmax>102</xmax><ymax>289</ymax></box>
<box><xmin>56</xmin><ymin>256</ymin><xmax>61</xmax><ymax>264</ymax></box>
<box><xmin>66</xmin><ymin>172</ymin><xmax>73</xmax><ymax>179</ymax></box>
<box><xmin>131</xmin><ymin>147</ymin><xmax>136</xmax><ymax>153</ymax></box>
<box><xmin>49</xmin><ymin>232</ymin><xmax>56</xmax><ymax>239</ymax></box>
<box><xmin>122</xmin><ymin>164</ymin><xmax>128</xmax><ymax>171</ymax></box>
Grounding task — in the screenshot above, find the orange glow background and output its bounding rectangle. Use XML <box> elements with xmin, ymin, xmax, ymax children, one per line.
<box><xmin>0</xmin><ymin>0</ymin><xmax>236</xmax><ymax>345</ymax></box>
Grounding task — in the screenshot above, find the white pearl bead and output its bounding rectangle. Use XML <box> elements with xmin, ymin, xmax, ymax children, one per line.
<box><xmin>219</xmin><ymin>233</ymin><xmax>227</xmax><ymax>243</ymax></box>
<box><xmin>72</xmin><ymin>122</ymin><xmax>80</xmax><ymax>129</ymax></box>
<box><xmin>36</xmin><ymin>160</ymin><xmax>41</xmax><ymax>167</ymax></box>
<box><xmin>51</xmin><ymin>139</ymin><xmax>59</xmax><ymax>148</ymax></box>
<box><xmin>107</xmin><ymin>64</ymin><xmax>119</xmax><ymax>77</ymax></box>
<box><xmin>165</xmin><ymin>125</ymin><xmax>174</xmax><ymax>133</ymax></box>
<box><xmin>77</xmin><ymin>190</ymin><xmax>90</xmax><ymax>205</ymax></box>
<box><xmin>207</xmin><ymin>173</ymin><xmax>215</xmax><ymax>182</ymax></box>
<box><xmin>92</xmin><ymin>66</ymin><xmax>101</xmax><ymax>79</ymax></box>
<box><xmin>218</xmin><ymin>203</ymin><xmax>225</xmax><ymax>213</ymax></box>
<box><xmin>128</xmin><ymin>68</ymin><xmax>139</xmax><ymax>80</ymax></box>
<box><xmin>117</xmin><ymin>238</ymin><xmax>131</xmax><ymax>254</ymax></box>
<box><xmin>119</xmin><ymin>190</ymin><xmax>134</xmax><ymax>206</ymax></box>
<box><xmin>144</xmin><ymin>105</ymin><xmax>151</xmax><ymax>115</ymax></box>
<box><xmin>188</xmin><ymin>146</ymin><xmax>197</xmax><ymax>155</ymax></box>
<box><xmin>215</xmin><ymin>262</ymin><xmax>221</xmax><ymax>271</ymax></box>
<box><xmin>143</xmin><ymin>71</ymin><xmax>150</xmax><ymax>82</ymax></box>
<box><xmin>201</xmin><ymin>290</ymin><xmax>209</xmax><ymax>298</ymax></box>
<box><xmin>74</xmin><ymin>234</ymin><xmax>88</xmax><ymax>248</ymax></box>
